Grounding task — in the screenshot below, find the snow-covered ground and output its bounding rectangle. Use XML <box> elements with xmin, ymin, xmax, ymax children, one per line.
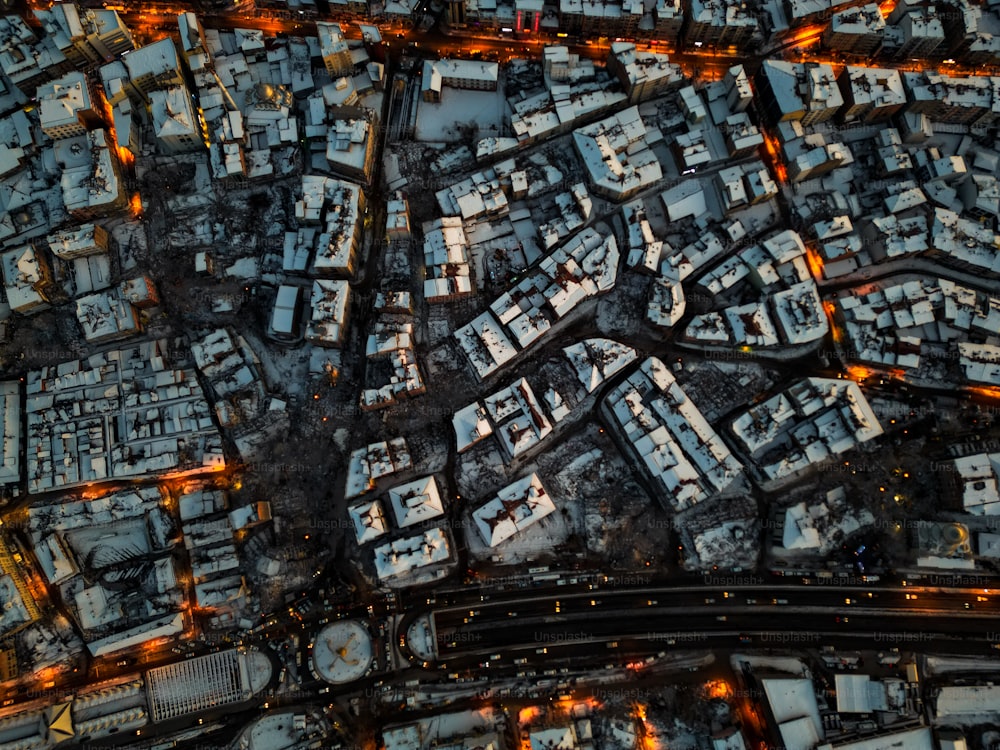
<box><xmin>645</xmin><ymin>717</ymin><xmax>700</xmax><ymax>750</ymax></box>
<box><xmin>415</xmin><ymin>88</ymin><xmax>507</xmax><ymax>143</ymax></box>
<box><xmin>111</xmin><ymin>220</ymin><xmax>147</xmax><ymax>273</ymax></box>
<box><xmin>456</xmin><ymin>444</ymin><xmax>512</xmax><ymax>503</ymax></box>
<box><xmin>240</xmin><ymin>329</ymin><xmax>313</xmax><ymax>399</ymax></box>
<box><xmin>542</xmin><ymin>425</ymin><xmax>665</xmax><ymax>568</ymax></box>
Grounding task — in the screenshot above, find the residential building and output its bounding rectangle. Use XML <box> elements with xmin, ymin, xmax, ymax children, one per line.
<box><xmin>25</xmin><ymin>341</ymin><xmax>225</xmax><ymax>493</ymax></box>
<box><xmin>453</xmin><ymin>378</ymin><xmax>554</xmax><ymax>458</ymax></box>
<box><xmin>421</xmin><ymin>59</ymin><xmax>499</xmax><ymax>102</ymax></box>
<box><xmin>724</xmin><ymin>64</ymin><xmax>753</xmax><ymax>112</ymax></box>
<box><xmin>0</xmin><ymin>15</ymin><xmax>70</xmax><ymax>94</ymax></box>
<box><xmin>436</xmin><ymin>171</ymin><xmax>507</xmax><ymax>220</ymax></box>
<box><xmin>903</xmin><ymin>71</ymin><xmax>999</xmax><ymax>127</ymax></box>
<box><xmin>473</xmin><ymin>473</ymin><xmax>556</xmax><ymax>547</ymax></box>
<box><xmin>788</xmin><ymin>142</ymin><xmax>848</xmax><ymax>182</ymax></box>
<box><xmin>723</xmin><ymin>112</ymin><xmax>764</xmax><ymax>157</ymax></box>
<box><xmin>959</xmin><ymin>173</ymin><xmax>1000</xmax><ymax>226</ymax></box>
<box><xmin>385</xmin><ymin>192</ymin><xmax>411</xmax><ymax>240</ymax></box>
<box><xmin>824</xmin><ymin>4</ymin><xmax>885</xmax><ymax>56</ymax></box>
<box><xmin>606</xmin><ymin>42</ymin><xmax>684</xmax><ymax>103</ymax></box>
<box><xmin>54</xmin><ymin>129</ymin><xmax>127</xmax><ymax>219</ymax></box>
<box><xmin>966</xmin><ymin>34</ymin><xmax>1000</xmax><ymax>67</ymax></box>
<box><xmin>306</xmin><ymin>278</ymin><xmax>350</xmax><ymax>347</ymax></box>
<box><xmin>604</xmin><ymin>357</ymin><xmax>743</xmax><ymax>511</ymax></box>
<box><xmin>120</xmin><ymin>276</ymin><xmax>158</xmax><ymax>308</ymax></box>
<box><xmin>297</xmin><ymin>175</ymin><xmax>365</xmax><ymax>278</ymax></box>
<box><xmin>345</xmin><ymin>438</ymin><xmax>412</xmax><ymax>499</ymax></box>
<box><xmin>75</xmin><ymin>289</ymin><xmax>141</xmax><ymax>344</ymax></box>
<box><xmin>572</xmin><ymin>106</ymin><xmax>663</xmax><ymax>200</ymax></box>
<box><xmin>682</xmin><ymin>0</ymin><xmax>758</xmax><ymax>50</ymax></box>
<box><xmin>268</xmin><ymin>284</ymin><xmax>304</xmax><ymax>343</ymax></box>
<box><xmin>37</xmin><ymin>71</ymin><xmax>102</xmax><ymax>140</ymax></box>
<box><xmin>423</xmin><ymin>216</ymin><xmax>473</xmax><ymax>303</ymax></box>
<box><xmin>389</xmin><ymin>476</ymin><xmax>445</xmax><ymax>528</ymax></box>
<box><xmin>731</xmin><ymin>378</ymin><xmax>883</xmax><ymax>483</ymax></box>
<box><xmin>47</xmin><ymin>223</ymin><xmax>108</xmax><ymax>260</ymax></box>
<box><xmin>150</xmin><ymin>86</ymin><xmax>204</xmax><ymax>154</ymax></box>
<box><xmin>372</xmin><ymin>527</ymin><xmax>451</xmax><ymax>581</ymax></box>
<box><xmin>177</xmin><ymin>12</ymin><xmax>210</xmax><ymax>64</ymax></box>
<box><xmin>36</xmin><ymin>3</ymin><xmax>135</xmax><ymax>66</ymax></box>
<box><xmin>938</xmin><ymin>0</ymin><xmax>980</xmax><ymax>57</ymax></box>
<box><xmin>1</xmin><ymin>245</ymin><xmax>52</xmax><ymax>314</ymax></box>
<box><xmin>121</xmin><ymin>38</ymin><xmax>185</xmax><ymax>101</ymax></box>
<box><xmin>0</xmin><ymin>382</ymin><xmax>20</xmax><ymax>495</ymax></box>
<box><xmin>784</xmin><ymin>0</ymin><xmax>851</xmax><ymax>26</ymax></box>
<box><xmin>837</xmin><ymin>66</ymin><xmax>906</xmax><ymax>123</ymax></box>
<box><xmin>755</xmin><ymin>61</ymin><xmax>843</xmax><ymax>125</ymax></box>
<box><xmin>558</xmin><ymin>0</ymin><xmax>644</xmax><ymax>38</ymax></box>
<box><xmin>316</xmin><ymin>22</ymin><xmax>354</xmax><ymax>78</ymax></box>
<box><xmin>325</xmin><ymin>115</ymin><xmax>376</xmax><ymax>183</ymax></box>
<box><xmin>652</xmin><ymin>0</ymin><xmax>684</xmax><ymax>42</ymax></box>
<box><xmin>349</xmin><ymin>499</ymin><xmax>388</xmax><ymax>543</ymax></box>
<box><xmin>895</xmin><ymin>10</ymin><xmax>945</xmax><ymax>58</ymax></box>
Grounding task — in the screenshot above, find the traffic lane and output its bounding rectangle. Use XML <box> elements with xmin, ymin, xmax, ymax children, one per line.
<box><xmin>434</xmin><ymin>623</ymin><xmax>1000</xmax><ymax>675</ymax></box>
<box><xmin>430</xmin><ymin>588</ymin><xmax>997</xmax><ymax>627</ymax></box>
<box><xmin>398</xmin><ymin>582</ymin><xmax>999</xmax><ymax>659</ymax></box>
<box><xmin>434</xmin><ymin>610</ymin><xmax>997</xmax><ymax>658</ymax></box>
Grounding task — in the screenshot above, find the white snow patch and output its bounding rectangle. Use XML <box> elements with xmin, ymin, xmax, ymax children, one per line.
<box><xmin>415</xmin><ymin>88</ymin><xmax>506</xmax><ymax>143</ymax></box>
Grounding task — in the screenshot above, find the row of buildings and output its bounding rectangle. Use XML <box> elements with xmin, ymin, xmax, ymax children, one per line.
<box><xmin>757</xmin><ymin>62</ymin><xmax>1000</xmax><ymax>131</ymax></box>
<box><xmin>21</xmin><ymin>339</ymin><xmax>226</xmax><ymax>496</ymax></box>
<box><xmin>0</xmin><ymin>648</ymin><xmax>272</xmax><ymax>747</ymax></box>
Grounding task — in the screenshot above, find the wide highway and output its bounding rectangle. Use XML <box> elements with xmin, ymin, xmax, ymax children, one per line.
<box><xmin>400</xmin><ymin>579</ymin><xmax>1000</xmax><ymax>670</ymax></box>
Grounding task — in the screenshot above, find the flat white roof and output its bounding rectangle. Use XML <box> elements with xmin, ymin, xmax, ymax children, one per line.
<box><xmin>146</xmin><ymin>650</ymin><xmax>272</xmax><ymax>722</ymax></box>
